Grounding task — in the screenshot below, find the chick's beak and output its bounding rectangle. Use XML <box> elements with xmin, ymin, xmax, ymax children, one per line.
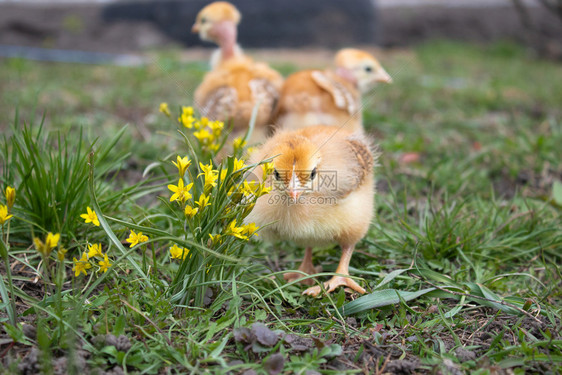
<box><xmin>288</xmin><ymin>189</ymin><xmax>301</xmax><ymax>200</ymax></box>
<box><xmin>191</xmin><ymin>23</ymin><xmax>200</xmax><ymax>33</ymax></box>
<box><xmin>375</xmin><ymin>69</ymin><xmax>392</xmax><ymax>84</ymax></box>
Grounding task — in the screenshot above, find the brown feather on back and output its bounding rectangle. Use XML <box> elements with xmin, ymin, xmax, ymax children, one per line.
<box><xmin>310</xmin><ymin>71</ymin><xmax>358</xmax><ymax>114</ymax></box>
<box><xmin>195</xmin><ymin>57</ymin><xmax>282</xmax><ymax>133</ymax></box>
<box><xmin>346</xmin><ymin>138</ymin><xmax>374</xmax><ymax>192</ymax></box>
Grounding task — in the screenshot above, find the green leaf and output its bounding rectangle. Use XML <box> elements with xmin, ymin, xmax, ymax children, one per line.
<box><xmin>320</xmin><ymin>344</ymin><xmax>343</xmax><ymax>359</ymax></box>
<box><xmin>340</xmin><ymin>288</ymin><xmax>437</xmax><ymax>315</ymax></box>
<box><xmin>467</xmin><ymin>283</ymin><xmax>521</xmax><ymax>315</ymax></box>
<box><xmin>374</xmin><ymin>268</ymin><xmax>411</xmax><ymax>290</ymax></box>
<box><xmin>113</xmin><ymin>315</ymin><xmax>126</xmax><ymax>336</ymax></box>
<box><xmin>552</xmin><ymin>180</ymin><xmax>562</xmax><ymax>205</ymax></box>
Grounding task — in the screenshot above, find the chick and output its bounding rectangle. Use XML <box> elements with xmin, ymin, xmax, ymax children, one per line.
<box><xmin>246</xmin><ymin>125</ymin><xmax>376</xmax><ymax>296</ymax></box>
<box><xmin>273</xmin><ymin>48</ymin><xmax>391</xmax><ymax>133</ymax></box>
<box><xmin>192</xmin><ymin>2</ymin><xmax>283</xmax><ymax>144</ymax></box>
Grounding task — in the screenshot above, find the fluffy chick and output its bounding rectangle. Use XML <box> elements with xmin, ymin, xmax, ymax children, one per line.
<box><xmin>192</xmin><ymin>2</ymin><xmax>283</xmax><ymax>144</ymax></box>
<box><xmin>272</xmin><ymin>48</ymin><xmax>391</xmax><ymax>133</ymax></box>
<box><xmin>245</xmin><ymin>125</ymin><xmax>376</xmax><ymax>296</ymax></box>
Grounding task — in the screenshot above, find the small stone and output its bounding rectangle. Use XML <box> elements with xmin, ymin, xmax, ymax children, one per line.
<box><xmin>455</xmin><ymin>347</ymin><xmax>477</xmax><ymax>362</ymax></box>
<box><xmin>105</xmin><ymin>333</ymin><xmax>118</xmax><ymax>347</ymax></box>
<box><xmin>116</xmin><ymin>335</ymin><xmax>132</xmax><ymax>352</ymax></box>
<box><xmin>385</xmin><ymin>359</ymin><xmax>418</xmax><ymax>374</ymax></box>
<box><xmin>22</xmin><ymin>324</ymin><xmax>37</xmax><ymax>340</ymax></box>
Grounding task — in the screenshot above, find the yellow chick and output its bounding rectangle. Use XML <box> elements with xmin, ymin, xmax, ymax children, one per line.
<box><xmin>272</xmin><ymin>48</ymin><xmax>391</xmax><ymax>133</ymax></box>
<box><xmin>246</xmin><ymin>125</ymin><xmax>376</xmax><ymax>296</ymax></box>
<box><xmin>192</xmin><ymin>2</ymin><xmax>283</xmax><ymax>144</ymax></box>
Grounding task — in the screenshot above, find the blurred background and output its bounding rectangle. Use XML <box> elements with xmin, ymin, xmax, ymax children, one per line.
<box><xmin>1</xmin><ymin>0</ymin><xmax>561</xmax><ymax>62</ymax></box>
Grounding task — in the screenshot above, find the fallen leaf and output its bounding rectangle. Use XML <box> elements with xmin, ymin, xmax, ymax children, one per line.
<box><xmin>251</xmin><ymin>323</ymin><xmax>279</xmax><ymax>347</ymax></box>
<box><xmin>233</xmin><ymin>327</ymin><xmax>253</xmax><ymax>344</ymax></box>
<box><xmin>263</xmin><ymin>353</ymin><xmax>284</xmax><ymax>375</ymax></box>
<box><xmin>284</xmin><ymin>334</ymin><xmax>314</xmax><ymax>352</ymax></box>
<box><xmin>472</xmin><ymin>141</ymin><xmax>482</xmax><ymax>151</ymax></box>
<box><xmin>399</xmin><ymin>152</ymin><xmax>420</xmax><ymax>164</ymax></box>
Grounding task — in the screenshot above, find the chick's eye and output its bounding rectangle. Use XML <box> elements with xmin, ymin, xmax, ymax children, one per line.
<box><xmin>273</xmin><ymin>169</ymin><xmax>281</xmax><ymax>181</ymax></box>
<box><xmin>310</xmin><ymin>167</ymin><xmax>317</xmax><ymax>181</ymax></box>
<box><xmin>200</xmin><ymin>17</ymin><xmax>206</xmax><ymax>24</ymax></box>
<box><xmin>364</xmin><ymin>66</ymin><xmax>373</xmax><ymax>72</ymax></box>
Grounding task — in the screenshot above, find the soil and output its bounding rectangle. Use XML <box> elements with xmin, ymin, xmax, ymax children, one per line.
<box><xmin>2</xmin><ymin>251</ymin><xmax>560</xmax><ymax>374</ymax></box>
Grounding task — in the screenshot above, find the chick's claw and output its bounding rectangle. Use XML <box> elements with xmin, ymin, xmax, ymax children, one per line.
<box><xmin>302</xmin><ymin>276</ymin><xmax>366</xmax><ymax>297</ymax></box>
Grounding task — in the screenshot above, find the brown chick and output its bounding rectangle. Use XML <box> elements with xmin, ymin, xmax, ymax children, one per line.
<box><xmin>273</xmin><ymin>48</ymin><xmax>392</xmax><ymax>133</ymax></box>
<box><xmin>192</xmin><ymin>2</ymin><xmax>283</xmax><ymax>144</ymax></box>
<box><xmin>245</xmin><ymin>125</ymin><xmax>376</xmax><ymax>296</ymax></box>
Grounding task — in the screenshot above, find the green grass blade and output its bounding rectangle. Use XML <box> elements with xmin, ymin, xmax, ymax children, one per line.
<box><xmin>87</xmin><ymin>152</ymin><xmax>153</xmax><ymax>289</ymax></box>
<box><xmin>340</xmin><ymin>288</ymin><xmax>437</xmax><ymax>315</ymax></box>
<box><xmin>0</xmin><ymin>238</ymin><xmax>17</xmax><ymax>326</ymax></box>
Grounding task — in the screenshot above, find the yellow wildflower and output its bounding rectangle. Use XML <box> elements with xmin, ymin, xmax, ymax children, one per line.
<box><xmin>193</xmin><ymin>128</ymin><xmax>213</xmax><ymax>144</ymax></box>
<box><xmin>208</xmin><ymin>120</ymin><xmax>224</xmax><ymax>136</ymax></box>
<box><xmin>233</xmin><ymin>137</ymin><xmax>247</xmax><ymax>152</ymax></box>
<box><xmin>126</xmin><ymin>230</ymin><xmax>148</xmax><ymax>248</ymax></box>
<box><xmin>198</xmin><ymin>116</ymin><xmax>210</xmax><ymax>129</ymax></box>
<box><xmin>261</xmin><ymin>162</ymin><xmax>275</xmax><ymax>177</ymax></box>
<box><xmin>202</xmin><ymin>170</ymin><xmax>218</xmax><ymax>189</ymax></box>
<box><xmin>159</xmin><ymin>102</ymin><xmax>171</xmax><ymax>117</ymax></box>
<box><xmin>199</xmin><ymin>161</ymin><xmax>214</xmax><ymax>175</ymax></box>
<box><xmin>73</xmin><ymin>253</ymin><xmax>92</xmax><ymax>277</ymax></box>
<box><xmin>33</xmin><ymin>237</ymin><xmax>45</xmax><ymax>255</ymax></box>
<box><xmin>240</xmin><ymin>180</ymin><xmax>258</xmax><ymax>197</ymax></box>
<box><xmin>0</xmin><ymin>205</ymin><xmax>13</xmax><ymax>225</ymax></box>
<box><xmin>34</xmin><ymin>232</ymin><xmax>60</xmax><ymax>256</ymax></box>
<box><xmin>225</xmin><ymin>219</ymin><xmax>249</xmax><ymax>240</ymax></box>
<box><xmin>242</xmin><ymin>222</ymin><xmax>259</xmax><ymax>237</ymax></box>
<box><xmin>195</xmin><ymin>193</ymin><xmax>211</xmax><ymax>209</ymax></box>
<box><xmin>57</xmin><ymin>248</ymin><xmax>68</xmax><ymax>261</ymax></box>
<box><xmin>172</xmin><ymin>156</ymin><xmax>191</xmax><ymax>177</ymax></box>
<box><xmin>199</xmin><ymin>162</ymin><xmax>218</xmax><ymax>189</ymax></box>
<box><xmin>208</xmin><ymin>233</ymin><xmax>222</xmax><ymax>246</ymax></box>
<box><xmin>87</xmin><ymin>243</ymin><xmax>103</xmax><ymax>259</ymax></box>
<box><xmin>178</xmin><ymin>106</ymin><xmax>195</xmax><ymax>128</ymax></box>
<box><xmin>209</xmin><ymin>142</ymin><xmax>221</xmax><ymax>153</ymax></box>
<box><xmin>182</xmin><ymin>106</ymin><xmax>194</xmax><ymax>116</ymax></box>
<box><xmin>255</xmin><ymin>182</ymin><xmax>272</xmax><ymax>197</ymax></box>
<box><xmin>246</xmin><ymin>147</ymin><xmax>257</xmax><ymax>156</ymax></box>
<box><xmin>98</xmin><ymin>254</ymin><xmax>112</xmax><ymax>273</ymax></box>
<box><xmin>168</xmin><ymin>178</ymin><xmax>193</xmax><ymax>203</ymax></box>
<box><xmin>5</xmin><ymin>186</ymin><xmax>15</xmax><ymax>209</ymax></box>
<box><xmin>169</xmin><ymin>244</ymin><xmax>189</xmax><ymax>260</ymax></box>
<box><xmin>233</xmin><ymin>157</ymin><xmax>246</xmax><ymax>172</ymax></box>
<box><xmin>45</xmin><ymin>232</ymin><xmax>60</xmax><ymax>249</ymax></box>
<box><xmin>80</xmin><ymin>206</ymin><xmax>100</xmax><ymax>227</ymax></box>
<box><xmin>184</xmin><ymin>205</ymin><xmax>198</xmax><ymax>218</ymax></box>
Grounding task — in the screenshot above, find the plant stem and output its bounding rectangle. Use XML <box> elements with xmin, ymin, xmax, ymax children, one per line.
<box><xmin>0</xmin><ymin>225</ymin><xmax>18</xmax><ymax>326</ymax></box>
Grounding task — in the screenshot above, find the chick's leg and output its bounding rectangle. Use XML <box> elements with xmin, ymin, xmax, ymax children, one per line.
<box><xmin>284</xmin><ymin>247</ymin><xmax>321</xmax><ymax>286</ymax></box>
<box><xmin>303</xmin><ymin>245</ymin><xmax>366</xmax><ymax>297</ymax></box>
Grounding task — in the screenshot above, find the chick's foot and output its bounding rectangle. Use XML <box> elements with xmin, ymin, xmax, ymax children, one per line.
<box><xmin>283</xmin><ymin>265</ymin><xmax>322</xmax><ymax>286</ymax></box>
<box><xmin>302</xmin><ymin>276</ymin><xmax>366</xmax><ymax>297</ymax></box>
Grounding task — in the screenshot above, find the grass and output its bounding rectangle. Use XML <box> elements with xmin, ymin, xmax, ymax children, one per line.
<box><xmin>0</xmin><ymin>40</ymin><xmax>561</xmax><ymax>374</ymax></box>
